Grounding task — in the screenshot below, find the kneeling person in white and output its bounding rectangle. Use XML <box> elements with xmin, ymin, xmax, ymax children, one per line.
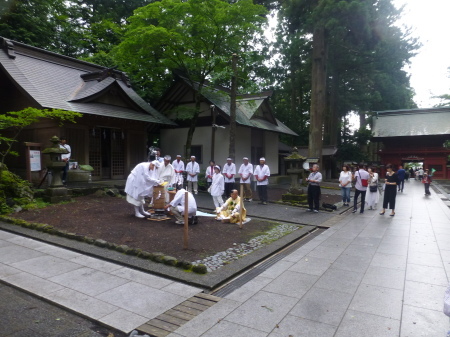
<box><xmin>125</xmin><ymin>160</ymin><xmax>162</xmax><ymax>218</ymax></box>
<box><xmin>164</xmin><ymin>187</ymin><xmax>197</xmax><ymax>224</ymax></box>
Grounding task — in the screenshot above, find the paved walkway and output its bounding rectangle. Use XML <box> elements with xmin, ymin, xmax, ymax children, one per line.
<box><xmin>0</xmin><ymin>179</ymin><xmax>449</xmax><ymax>336</ymax></box>
<box><xmin>168</xmin><ymin>179</ymin><xmax>450</xmax><ymax>337</ymax></box>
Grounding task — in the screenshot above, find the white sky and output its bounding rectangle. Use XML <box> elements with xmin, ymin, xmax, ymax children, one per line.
<box><xmin>394</xmin><ymin>0</ymin><xmax>450</xmax><ymax>108</ymax></box>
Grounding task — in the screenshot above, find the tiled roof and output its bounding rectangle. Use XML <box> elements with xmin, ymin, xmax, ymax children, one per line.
<box><xmin>0</xmin><ymin>37</ymin><xmax>174</xmax><ymax>125</ymax></box>
<box><xmin>372</xmin><ymin>107</ymin><xmax>450</xmax><ymax>137</ymax></box>
<box><xmin>160</xmin><ymin>76</ymin><xmax>298</xmax><ymax>136</ymax></box>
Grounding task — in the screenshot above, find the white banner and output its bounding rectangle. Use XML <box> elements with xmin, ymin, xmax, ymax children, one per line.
<box><xmin>30</xmin><ymin>150</ymin><xmax>41</xmax><ymax>171</ymax></box>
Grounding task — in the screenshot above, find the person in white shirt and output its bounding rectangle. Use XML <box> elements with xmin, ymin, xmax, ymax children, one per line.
<box><xmin>366</xmin><ymin>167</ymin><xmax>379</xmax><ymax>210</ymax></box>
<box><xmin>205</xmin><ymin>160</ymin><xmax>216</xmax><ymax>188</ymax></box>
<box><xmin>210</xmin><ymin>165</ymin><xmax>225</xmax><ymax>209</ymax></box>
<box><xmin>352</xmin><ymin>164</ymin><xmax>370</xmax><ymax>214</ymax></box>
<box><xmin>253</xmin><ymin>157</ymin><xmax>270</xmax><ymax>205</ymax></box>
<box><xmin>238</xmin><ymin>157</ymin><xmax>253</xmax><ymax>201</ymax></box>
<box><xmin>59</xmin><ymin>137</ymin><xmax>71</xmax><ymax>184</ymax></box>
<box><xmin>172</xmin><ymin>155</ymin><xmax>185</xmax><ymax>187</ymax></box>
<box><xmin>185</xmin><ymin>155</ymin><xmax>200</xmax><ymax>194</ymax></box>
<box><xmin>164</xmin><ymin>187</ymin><xmax>197</xmax><ymax>225</ymax></box>
<box><xmin>338</xmin><ymin>165</ymin><xmax>352</xmax><ymax>206</ymax></box>
<box><xmin>125</xmin><ymin>160</ymin><xmax>162</xmax><ymax>218</ymax></box>
<box><xmin>222</xmin><ymin>157</ymin><xmax>236</xmax><ymax>198</ymax></box>
<box><xmin>159</xmin><ymin>155</ymin><xmax>176</xmax><ymax>202</ymax></box>
<box><xmin>306</xmin><ymin>164</ymin><xmax>322</xmax><ymax>213</ymax></box>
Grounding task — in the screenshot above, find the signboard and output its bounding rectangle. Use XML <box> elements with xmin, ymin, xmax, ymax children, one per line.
<box><xmin>305</xmin><ymin>158</ymin><xmax>319</xmax><ymax>163</ymax></box>
<box><xmin>29</xmin><ymin>150</ymin><xmax>41</xmax><ymax>171</ymax></box>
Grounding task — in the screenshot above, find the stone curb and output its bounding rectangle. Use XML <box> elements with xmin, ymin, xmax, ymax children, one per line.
<box><xmin>0</xmin><ymin>220</ymin><xmax>316</xmax><ymax>290</ymax></box>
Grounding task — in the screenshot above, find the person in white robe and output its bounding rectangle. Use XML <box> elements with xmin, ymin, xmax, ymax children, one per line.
<box><xmin>238</xmin><ymin>157</ymin><xmax>253</xmax><ymax>201</ymax></box>
<box><xmin>172</xmin><ymin>155</ymin><xmax>185</xmax><ymax>187</ymax></box>
<box><xmin>210</xmin><ymin>166</ymin><xmax>225</xmax><ymax>209</ymax></box>
<box><xmin>164</xmin><ymin>187</ymin><xmax>197</xmax><ymax>224</ymax></box>
<box><xmin>185</xmin><ymin>155</ymin><xmax>200</xmax><ymax>194</ymax></box>
<box><xmin>159</xmin><ymin>155</ymin><xmax>176</xmax><ymax>202</ymax></box>
<box><xmin>125</xmin><ymin>160</ymin><xmax>161</xmax><ymax>218</ymax></box>
<box><xmin>253</xmin><ymin>157</ymin><xmax>270</xmax><ymax>205</ymax></box>
<box><xmin>222</xmin><ymin>158</ymin><xmax>236</xmax><ymax>198</ymax></box>
<box><xmin>366</xmin><ymin>167</ymin><xmax>380</xmax><ymax>210</ymax></box>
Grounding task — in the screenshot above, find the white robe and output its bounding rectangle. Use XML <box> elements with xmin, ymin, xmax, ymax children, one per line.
<box><xmin>159</xmin><ymin>163</ymin><xmax>176</xmax><ymax>185</ymax></box>
<box><xmin>172</xmin><ymin>159</ymin><xmax>185</xmax><ymax>185</ymax></box>
<box><xmin>238</xmin><ymin>163</ymin><xmax>253</xmax><ymax>183</ymax></box>
<box><xmin>125</xmin><ymin>162</ymin><xmax>160</xmax><ymax>205</ymax></box>
<box><xmin>210</xmin><ymin>173</ymin><xmax>225</xmax><ymax>196</ymax></box>
<box><xmin>185</xmin><ymin>161</ymin><xmax>200</xmax><ymax>181</ymax></box>
<box><xmin>222</xmin><ymin>163</ymin><xmax>236</xmax><ymax>183</ymax></box>
<box><xmin>169</xmin><ymin>189</ymin><xmax>197</xmax><ymax>216</ymax></box>
<box><xmin>254</xmin><ymin>164</ymin><xmax>270</xmax><ymax>185</ymax></box>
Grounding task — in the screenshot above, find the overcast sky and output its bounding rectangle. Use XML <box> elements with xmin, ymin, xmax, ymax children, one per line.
<box><xmin>394</xmin><ymin>0</ymin><xmax>450</xmax><ymax>108</ymax></box>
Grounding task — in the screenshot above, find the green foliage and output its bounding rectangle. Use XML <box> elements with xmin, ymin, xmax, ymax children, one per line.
<box><xmin>0</xmin><ymin>108</ymin><xmax>81</xmax><ymax>167</ymax></box>
<box><xmin>0</xmin><ymin>169</ymin><xmax>35</xmax><ymax>214</ymax></box>
<box><xmin>112</xmin><ymin>0</ymin><xmax>268</xmax><ymax>102</ymax></box>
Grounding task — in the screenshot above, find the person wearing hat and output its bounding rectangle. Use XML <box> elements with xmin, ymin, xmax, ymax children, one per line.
<box><xmin>253</xmin><ymin>157</ymin><xmax>270</xmax><ymax>205</ymax></box>
<box><xmin>222</xmin><ymin>157</ymin><xmax>236</xmax><ymax>198</ymax></box>
<box><xmin>185</xmin><ymin>155</ymin><xmax>200</xmax><ymax>194</ymax></box>
<box><xmin>125</xmin><ymin>160</ymin><xmax>162</xmax><ymax>218</ymax></box>
<box><xmin>238</xmin><ymin>157</ymin><xmax>253</xmax><ymax>201</ymax></box>
<box><xmin>172</xmin><ymin>155</ymin><xmax>185</xmax><ymax>187</ymax></box>
<box><xmin>210</xmin><ymin>165</ymin><xmax>225</xmax><ymax>209</ymax></box>
<box><xmin>159</xmin><ymin>155</ymin><xmax>176</xmax><ymax>202</ymax></box>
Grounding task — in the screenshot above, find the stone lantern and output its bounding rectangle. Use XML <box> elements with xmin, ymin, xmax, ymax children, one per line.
<box><xmin>284</xmin><ymin>147</ymin><xmax>307</xmax><ymax>194</ymax></box>
<box><xmin>41</xmin><ymin>136</ymin><xmax>71</xmax><ymax>203</ymax></box>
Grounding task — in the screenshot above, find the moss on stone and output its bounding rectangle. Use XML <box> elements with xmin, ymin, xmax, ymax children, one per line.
<box><xmin>192</xmin><ymin>264</ymin><xmax>207</xmax><ymax>274</ymax></box>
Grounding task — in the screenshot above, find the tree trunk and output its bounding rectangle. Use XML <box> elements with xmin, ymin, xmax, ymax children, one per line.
<box><xmin>326</xmin><ymin>71</ymin><xmax>339</xmax><ymax>146</ymax></box>
<box><xmin>228</xmin><ymin>54</ymin><xmax>238</xmax><ymax>161</ymax></box>
<box><xmin>184</xmin><ymin>89</ymin><xmax>202</xmax><ymax>160</ymax></box>
<box><xmin>309</xmin><ymin>26</ymin><xmax>327</xmax><ymax>165</ymax></box>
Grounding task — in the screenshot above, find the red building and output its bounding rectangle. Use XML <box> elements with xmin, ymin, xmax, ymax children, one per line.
<box><xmin>372</xmin><ymin>107</ymin><xmax>450</xmax><ymax>179</ymax></box>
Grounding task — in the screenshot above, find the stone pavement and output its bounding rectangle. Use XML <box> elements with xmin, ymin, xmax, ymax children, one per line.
<box><xmin>0</xmin><ymin>179</ymin><xmax>449</xmax><ymax>336</ymax></box>
<box><xmin>167</xmin><ymin>179</ymin><xmax>450</xmax><ymax>337</ymax></box>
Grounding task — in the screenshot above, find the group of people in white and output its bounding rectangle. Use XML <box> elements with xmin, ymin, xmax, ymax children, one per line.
<box><xmin>124</xmin><ymin>151</ymin><xmax>271</xmax><ymax>223</ymax></box>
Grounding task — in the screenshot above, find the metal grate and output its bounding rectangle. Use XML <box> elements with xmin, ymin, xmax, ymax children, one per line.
<box><xmin>212</xmin><ymin>228</ymin><xmax>326</xmax><ymax>298</ymax></box>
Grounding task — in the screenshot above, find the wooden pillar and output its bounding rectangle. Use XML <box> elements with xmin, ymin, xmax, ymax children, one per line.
<box><xmin>183</xmin><ymin>191</ymin><xmax>189</xmax><ymax>249</ymax></box>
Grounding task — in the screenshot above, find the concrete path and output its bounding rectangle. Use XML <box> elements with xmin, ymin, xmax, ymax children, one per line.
<box><xmin>169</xmin><ymin>179</ymin><xmax>450</xmax><ymax>337</ymax></box>
<box><xmin>0</xmin><ymin>179</ymin><xmax>449</xmax><ymax>336</ymax></box>
<box><xmin>0</xmin><ymin>232</ymin><xmax>202</xmax><ymax>334</ymax></box>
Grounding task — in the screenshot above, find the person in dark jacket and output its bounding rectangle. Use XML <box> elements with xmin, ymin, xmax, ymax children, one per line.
<box><xmin>380</xmin><ymin>164</ymin><xmax>400</xmax><ymax>216</ymax></box>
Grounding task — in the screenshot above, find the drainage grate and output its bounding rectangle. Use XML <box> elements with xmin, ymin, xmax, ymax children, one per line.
<box><xmin>211</xmin><ymin>228</ymin><xmax>327</xmax><ymax>298</ymax></box>
<box><xmin>136</xmin><ymin>293</ymin><xmax>221</xmax><ymax>337</ymax></box>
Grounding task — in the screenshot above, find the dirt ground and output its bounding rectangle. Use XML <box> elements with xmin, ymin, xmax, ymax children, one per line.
<box><xmin>9</xmin><ymin>187</ymin><xmax>341</xmax><ymax>262</ymax></box>
<box><xmin>10</xmin><ymin>195</ymin><xmax>276</xmax><ymax>262</ymax></box>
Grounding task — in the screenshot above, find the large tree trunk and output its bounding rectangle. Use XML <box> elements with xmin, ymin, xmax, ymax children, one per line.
<box><xmin>184</xmin><ymin>89</ymin><xmax>202</xmax><ymax>159</ymax></box>
<box><xmin>326</xmin><ymin>71</ymin><xmax>339</xmax><ymax>146</ymax></box>
<box><xmin>308</xmin><ymin>26</ymin><xmax>327</xmax><ymax>165</ymax></box>
<box><xmin>228</xmin><ymin>54</ymin><xmax>238</xmax><ymax>160</ymax></box>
